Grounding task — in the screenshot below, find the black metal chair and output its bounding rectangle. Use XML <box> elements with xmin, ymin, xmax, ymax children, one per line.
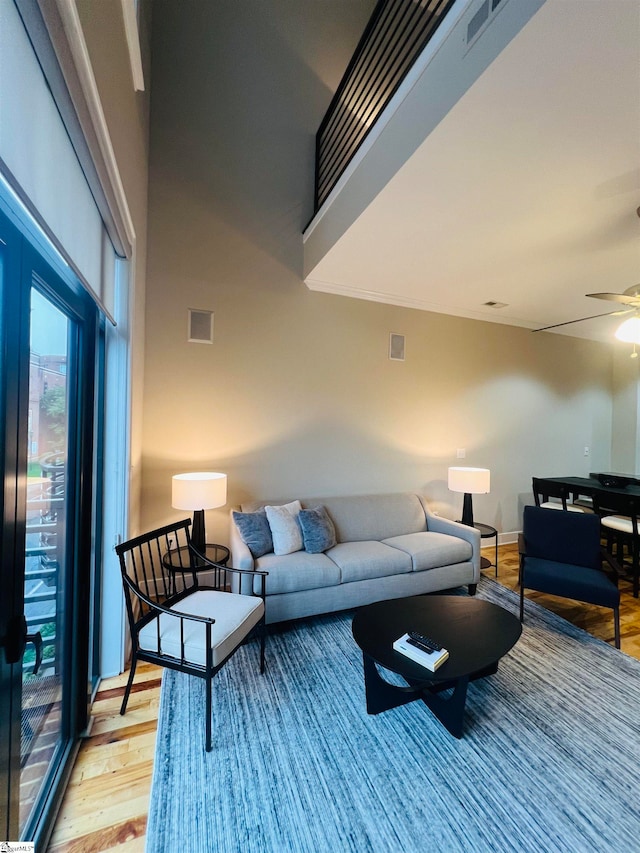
<box><xmin>592</xmin><ymin>491</ymin><xmax>640</xmax><ymax>598</ymax></box>
<box><xmin>519</xmin><ymin>506</ymin><xmax>621</xmax><ymax>648</ymax></box>
<box><xmin>116</xmin><ymin>518</ymin><xmax>267</xmax><ymax>751</ymax></box>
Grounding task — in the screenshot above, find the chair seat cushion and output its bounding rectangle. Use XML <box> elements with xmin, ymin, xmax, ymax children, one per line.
<box><xmin>381</xmin><ymin>532</ymin><xmax>472</xmax><ymax>571</ymax></box>
<box><xmin>326</xmin><ymin>541</ymin><xmax>411</xmax><ymax>583</ymax></box>
<box><xmin>138</xmin><ymin>590</ymin><xmax>264</xmax><ymax>668</ymax></box>
<box><xmin>601</xmin><ymin>514</ymin><xmax>634</xmax><ymax>534</ymax></box>
<box><xmin>523</xmin><ymin>556</ymin><xmax>620</xmax><ymax>609</ymax></box>
<box><xmin>539</xmin><ymin>501</ymin><xmax>589</xmax><ymax>513</ymax></box>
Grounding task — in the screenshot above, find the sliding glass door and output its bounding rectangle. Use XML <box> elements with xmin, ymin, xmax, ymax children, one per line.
<box><xmin>20</xmin><ymin>290</ymin><xmax>72</xmax><ymax>834</ymax></box>
<box><xmin>0</xmin><ymin>207</ymin><xmax>99</xmax><ymax>845</ymax></box>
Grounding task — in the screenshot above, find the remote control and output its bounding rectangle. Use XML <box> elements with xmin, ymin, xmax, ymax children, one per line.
<box><xmin>408</xmin><ymin>631</ymin><xmax>442</xmax><ymax>652</ymax></box>
<box><xmin>407</xmin><ymin>637</ymin><xmax>436</xmax><ymax>655</ymax></box>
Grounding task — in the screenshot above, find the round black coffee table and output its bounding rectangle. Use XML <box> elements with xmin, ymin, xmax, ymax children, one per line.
<box><xmin>352</xmin><ymin>595</ymin><xmax>521</xmax><ymax>737</ymax></box>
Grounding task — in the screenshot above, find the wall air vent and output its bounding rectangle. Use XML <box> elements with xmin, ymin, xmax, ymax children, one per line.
<box><xmin>188</xmin><ymin>309</ymin><xmax>214</xmax><ymax>344</ymax></box>
<box><xmin>389</xmin><ymin>333</ymin><xmax>406</xmax><ymax>361</ymax></box>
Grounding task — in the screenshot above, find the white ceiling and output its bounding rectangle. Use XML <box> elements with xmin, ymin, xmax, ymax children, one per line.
<box><xmin>305</xmin><ymin>0</ymin><xmax>640</xmax><ymax>343</ymax></box>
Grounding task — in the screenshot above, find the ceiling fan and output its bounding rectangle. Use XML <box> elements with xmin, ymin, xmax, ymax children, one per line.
<box><xmin>533</xmin><ymin>207</ymin><xmax>640</xmax><ymax>353</ymax></box>
<box><xmin>533</xmin><ymin>285</ymin><xmax>640</xmax><ymax>334</ymax></box>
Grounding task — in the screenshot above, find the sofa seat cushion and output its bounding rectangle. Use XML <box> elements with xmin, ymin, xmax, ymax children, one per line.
<box><xmin>382</xmin><ymin>532</ymin><xmax>472</xmax><ymax>571</ymax></box>
<box><xmin>254</xmin><ymin>551</ymin><xmax>341</xmax><ymax>595</ymax></box>
<box><xmin>326</xmin><ymin>541</ymin><xmax>411</xmax><ymax>583</ymax></box>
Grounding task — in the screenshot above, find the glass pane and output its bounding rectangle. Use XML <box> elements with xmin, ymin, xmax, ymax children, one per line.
<box><xmin>20</xmin><ymin>288</ymin><xmax>69</xmax><ymax>832</ymax></box>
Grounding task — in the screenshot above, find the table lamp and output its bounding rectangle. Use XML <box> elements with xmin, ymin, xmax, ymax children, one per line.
<box><xmin>172</xmin><ymin>472</ymin><xmax>227</xmax><ymax>554</ymax></box>
<box><xmin>448</xmin><ymin>467</ymin><xmax>490</xmax><ymax>527</ymax></box>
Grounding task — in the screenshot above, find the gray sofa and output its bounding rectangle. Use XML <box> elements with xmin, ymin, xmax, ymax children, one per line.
<box><xmin>230</xmin><ymin>492</ymin><xmax>481</xmax><ymax>624</ymax></box>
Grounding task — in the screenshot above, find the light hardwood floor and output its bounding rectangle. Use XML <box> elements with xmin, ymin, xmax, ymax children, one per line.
<box><xmin>47</xmin><ymin>663</ymin><xmax>161</xmax><ymax>852</ymax></box>
<box><xmin>47</xmin><ymin>542</ymin><xmax>640</xmax><ymax>852</ymax></box>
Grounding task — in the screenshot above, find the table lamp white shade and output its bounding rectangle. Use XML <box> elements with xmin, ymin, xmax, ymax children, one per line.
<box><xmin>172</xmin><ymin>472</ymin><xmax>227</xmax><ymax>553</ymax></box>
<box><xmin>448</xmin><ymin>467</ymin><xmax>490</xmax><ymax>527</ymax></box>
<box><xmin>172</xmin><ymin>472</ymin><xmax>227</xmax><ymax>510</ymax></box>
<box><xmin>448</xmin><ymin>467</ymin><xmax>490</xmax><ymax>495</ymax></box>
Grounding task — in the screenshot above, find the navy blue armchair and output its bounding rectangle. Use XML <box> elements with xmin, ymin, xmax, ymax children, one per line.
<box><xmin>519</xmin><ymin>506</ymin><xmax>621</xmax><ymax>648</ymax></box>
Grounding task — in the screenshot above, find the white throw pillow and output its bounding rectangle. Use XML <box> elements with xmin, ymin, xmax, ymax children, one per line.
<box><xmin>265</xmin><ymin>500</ymin><xmax>303</xmax><ymax>556</ymax></box>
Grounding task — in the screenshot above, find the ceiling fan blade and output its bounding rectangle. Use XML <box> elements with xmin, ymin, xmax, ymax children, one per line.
<box><xmin>586</xmin><ymin>292</ymin><xmax>640</xmax><ymax>305</ymax></box>
<box><xmin>533</xmin><ymin>309</ymin><xmax>632</xmax><ymax>332</ymax></box>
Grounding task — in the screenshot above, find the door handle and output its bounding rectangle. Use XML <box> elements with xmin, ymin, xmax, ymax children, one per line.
<box><xmin>1</xmin><ymin>614</ymin><xmax>27</xmax><ymax>665</ymax></box>
<box><xmin>26</xmin><ymin>631</ymin><xmax>43</xmax><ymax>675</ymax></box>
<box><xmin>1</xmin><ymin>617</ymin><xmax>42</xmax><ymax>673</ymax></box>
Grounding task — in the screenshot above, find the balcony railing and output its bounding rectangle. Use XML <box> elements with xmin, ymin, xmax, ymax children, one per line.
<box><xmin>24</xmin><ymin>461</ymin><xmax>65</xmax><ymax>677</ymax></box>
<box><xmin>22</xmin><ymin>461</ymin><xmax>64</xmax><ymax>763</ymax></box>
<box><xmin>314</xmin><ymin>0</ymin><xmax>457</xmax><ymax>213</ymax></box>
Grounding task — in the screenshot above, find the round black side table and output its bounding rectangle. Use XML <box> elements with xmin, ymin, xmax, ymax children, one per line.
<box><xmin>475</xmin><ymin>523</ymin><xmax>498</xmax><ymax>576</ymax></box>
<box><xmin>163</xmin><ymin>543</ymin><xmax>230</xmax><ymax>570</ymax></box>
<box><xmin>162</xmin><ymin>543</ymin><xmax>230</xmax><ymax>592</ymax></box>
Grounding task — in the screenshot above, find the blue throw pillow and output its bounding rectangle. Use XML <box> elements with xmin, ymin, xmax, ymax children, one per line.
<box><xmin>232</xmin><ymin>510</ymin><xmax>273</xmax><ymax>558</ymax></box>
<box><xmin>298</xmin><ymin>505</ymin><xmax>337</xmax><ymax>554</ymax></box>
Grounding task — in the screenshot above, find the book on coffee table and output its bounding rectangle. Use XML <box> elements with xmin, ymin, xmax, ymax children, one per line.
<box><xmin>393</xmin><ymin>633</ymin><xmax>449</xmax><ymax>671</ymax></box>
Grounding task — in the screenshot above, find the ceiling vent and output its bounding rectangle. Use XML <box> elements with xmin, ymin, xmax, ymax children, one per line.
<box><xmin>466</xmin><ymin>0</ymin><xmax>509</xmax><ymax>47</ymax></box>
<box><xmin>467</xmin><ymin>1</ymin><xmax>489</xmax><ymax>43</ymax></box>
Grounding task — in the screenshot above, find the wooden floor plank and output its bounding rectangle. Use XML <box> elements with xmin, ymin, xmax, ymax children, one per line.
<box><xmin>47</xmin><ymin>542</ymin><xmax>640</xmax><ymax>852</ymax></box>
<box><xmin>47</xmin><ymin>816</ymin><xmax>147</xmax><ymax>853</ymax></box>
<box><xmin>49</xmin><ymin>795</ymin><xmax>151</xmax><ymax>847</ymax></box>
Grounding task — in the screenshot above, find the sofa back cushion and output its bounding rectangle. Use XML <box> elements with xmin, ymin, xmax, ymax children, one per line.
<box><xmin>241</xmin><ymin>493</ymin><xmax>427</xmax><ymax>544</ymax></box>
<box><xmin>320</xmin><ymin>493</ymin><xmax>427</xmax><ymax>542</ymax></box>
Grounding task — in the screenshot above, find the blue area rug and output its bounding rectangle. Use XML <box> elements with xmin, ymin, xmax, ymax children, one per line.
<box><xmin>146</xmin><ymin>578</ymin><xmax>640</xmax><ymax>852</ymax></box>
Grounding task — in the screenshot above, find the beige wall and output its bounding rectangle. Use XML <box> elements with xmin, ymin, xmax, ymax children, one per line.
<box><xmin>612</xmin><ymin>349</ymin><xmax>640</xmax><ymax>474</ymax></box>
<box><xmin>143</xmin><ymin>0</ymin><xmax>614</xmax><ymax>544</ymax></box>
<box><xmin>76</xmin><ymin>0</ymin><xmax>152</xmax><ymax>534</ymax></box>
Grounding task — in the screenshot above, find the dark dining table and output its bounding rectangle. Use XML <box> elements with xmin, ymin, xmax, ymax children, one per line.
<box><xmin>538</xmin><ymin>474</ymin><xmax>640</xmax><ymax>501</ymax></box>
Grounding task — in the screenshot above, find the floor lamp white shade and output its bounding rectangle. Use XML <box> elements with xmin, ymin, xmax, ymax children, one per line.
<box><xmin>172</xmin><ymin>472</ymin><xmax>227</xmax><ymax>552</ymax></box>
<box><xmin>448</xmin><ymin>467</ymin><xmax>490</xmax><ymax>527</ymax></box>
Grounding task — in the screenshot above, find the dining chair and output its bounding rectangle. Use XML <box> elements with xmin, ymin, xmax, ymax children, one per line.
<box><xmin>116</xmin><ymin>518</ymin><xmax>268</xmax><ymax>751</ymax></box>
<box><xmin>532</xmin><ymin>477</ymin><xmax>593</xmax><ymax>513</ymax></box>
<box><xmin>519</xmin><ymin>506</ymin><xmax>621</xmax><ymax>648</ymax></box>
<box><xmin>592</xmin><ymin>491</ymin><xmax>640</xmax><ymax>598</ymax></box>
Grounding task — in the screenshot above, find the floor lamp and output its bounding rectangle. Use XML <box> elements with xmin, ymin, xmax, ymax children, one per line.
<box><xmin>448</xmin><ymin>467</ymin><xmax>490</xmax><ymax>527</ymax></box>
<box><xmin>172</xmin><ymin>472</ymin><xmax>228</xmax><ymax>554</ymax></box>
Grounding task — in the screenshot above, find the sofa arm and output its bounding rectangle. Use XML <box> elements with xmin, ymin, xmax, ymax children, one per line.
<box><xmin>423</xmin><ymin>506</ymin><xmax>481</xmax><ymax>580</ymax></box>
<box><xmin>229</xmin><ymin>510</ymin><xmax>255</xmax><ymax>571</ymax></box>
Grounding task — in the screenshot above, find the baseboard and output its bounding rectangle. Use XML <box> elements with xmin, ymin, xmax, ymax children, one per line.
<box><xmin>483</xmin><ymin>530</ymin><xmax>520</xmax><ymax>546</ymax></box>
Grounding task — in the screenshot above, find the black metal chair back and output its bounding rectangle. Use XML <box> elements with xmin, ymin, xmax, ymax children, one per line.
<box><xmin>118</xmin><ymin>518</ymin><xmax>196</xmax><ymax>630</ymax></box>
